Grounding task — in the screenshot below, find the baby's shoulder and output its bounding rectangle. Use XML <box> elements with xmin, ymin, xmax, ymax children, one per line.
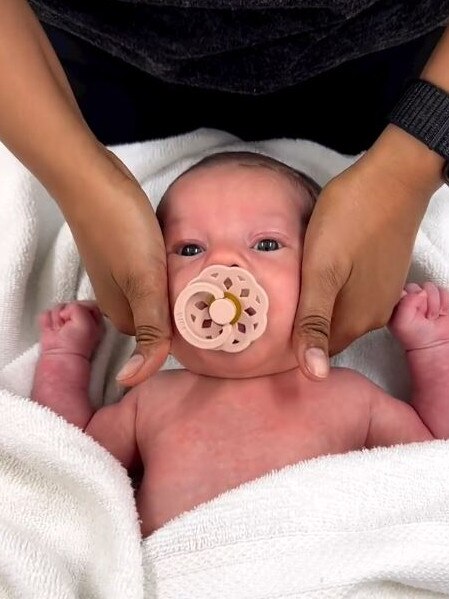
<box><xmin>328</xmin><ymin>366</ymin><xmax>366</xmax><ymax>383</ymax></box>
<box><xmin>138</xmin><ymin>367</ymin><xmax>199</xmax><ymax>397</ymax></box>
<box><xmin>133</xmin><ymin>368</ymin><xmax>202</xmax><ymax>428</ymax></box>
<box><xmin>327</xmin><ymin>366</ymin><xmax>380</xmax><ymax>397</ymax></box>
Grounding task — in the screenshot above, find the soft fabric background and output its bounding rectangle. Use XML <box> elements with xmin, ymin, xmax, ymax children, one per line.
<box><xmin>1</xmin><ymin>129</ymin><xmax>449</xmax><ymax>597</ymax></box>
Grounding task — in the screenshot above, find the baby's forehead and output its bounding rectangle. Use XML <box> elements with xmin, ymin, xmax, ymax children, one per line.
<box><xmin>158</xmin><ymin>160</ymin><xmax>309</xmax><ymax>224</ymax></box>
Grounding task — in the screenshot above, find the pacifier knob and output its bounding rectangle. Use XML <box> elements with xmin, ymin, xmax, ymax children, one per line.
<box><xmin>209</xmin><ymin>297</ymin><xmax>237</xmax><ymax>325</ymax></box>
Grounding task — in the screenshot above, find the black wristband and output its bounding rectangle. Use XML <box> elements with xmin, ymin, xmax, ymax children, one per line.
<box><xmin>389</xmin><ymin>79</ymin><xmax>449</xmax><ymax>183</ymax></box>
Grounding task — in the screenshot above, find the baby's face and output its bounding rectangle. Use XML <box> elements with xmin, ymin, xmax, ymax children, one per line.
<box><xmin>161</xmin><ymin>162</ymin><xmax>308</xmax><ymax>377</ymax></box>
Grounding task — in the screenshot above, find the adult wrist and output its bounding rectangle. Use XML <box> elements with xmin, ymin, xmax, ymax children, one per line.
<box><xmin>44</xmin><ymin>136</ymin><xmax>139</xmax><ymax>225</ymax></box>
<box><xmin>366</xmin><ymin>123</ymin><xmax>445</xmax><ymax>198</ymax></box>
<box><xmin>388</xmin><ymin>78</ymin><xmax>449</xmax><ymax>187</ymax></box>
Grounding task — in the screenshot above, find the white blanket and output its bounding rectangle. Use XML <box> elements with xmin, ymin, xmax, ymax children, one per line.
<box><xmin>1</xmin><ymin>129</ymin><xmax>449</xmax><ymax>598</ymax></box>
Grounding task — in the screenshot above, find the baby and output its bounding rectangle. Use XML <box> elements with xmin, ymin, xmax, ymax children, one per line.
<box><xmin>32</xmin><ymin>151</ymin><xmax>449</xmax><ymax>537</ymax></box>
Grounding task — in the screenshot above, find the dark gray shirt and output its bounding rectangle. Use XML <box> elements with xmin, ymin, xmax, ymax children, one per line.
<box><xmin>30</xmin><ymin>0</ymin><xmax>449</xmax><ymax>94</ymax></box>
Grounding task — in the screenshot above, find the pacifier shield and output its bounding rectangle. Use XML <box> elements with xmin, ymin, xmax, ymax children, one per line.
<box><xmin>173</xmin><ymin>265</ymin><xmax>269</xmax><ymax>352</ymax></box>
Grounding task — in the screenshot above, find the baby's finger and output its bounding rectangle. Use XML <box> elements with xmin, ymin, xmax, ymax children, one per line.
<box><xmin>88</xmin><ymin>306</ymin><xmax>104</xmax><ymax>326</ymax></box>
<box><xmin>61</xmin><ymin>303</ymin><xmax>92</xmax><ymax>328</ymax></box>
<box><xmin>423</xmin><ymin>282</ymin><xmax>440</xmax><ymax>320</ymax></box>
<box><xmin>51</xmin><ymin>303</ymin><xmax>67</xmax><ymax>328</ymax></box>
<box><xmin>439</xmin><ymin>287</ymin><xmax>449</xmax><ymax>316</ymax></box>
<box><xmin>389</xmin><ymin>290</ymin><xmax>426</xmax><ymax>330</ymax></box>
<box><xmin>75</xmin><ymin>301</ymin><xmax>103</xmax><ymax>325</ymax></box>
<box><xmin>405</xmin><ymin>283</ymin><xmax>422</xmax><ymax>294</ymax></box>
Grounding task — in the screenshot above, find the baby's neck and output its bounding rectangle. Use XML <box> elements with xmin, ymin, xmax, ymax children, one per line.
<box><xmin>188</xmin><ymin>364</ymin><xmax>307</xmax><ymax>388</ymax></box>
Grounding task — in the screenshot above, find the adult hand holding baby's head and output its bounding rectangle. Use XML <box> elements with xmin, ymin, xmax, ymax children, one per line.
<box><xmin>294</xmin><ymin>125</ymin><xmax>442</xmax><ymax>381</ymax></box>
<box><xmin>63</xmin><ymin>147</ymin><xmax>172</xmax><ymax>386</ymax></box>
<box><xmin>0</xmin><ymin>1</ymin><xmax>171</xmax><ymax>386</ymax></box>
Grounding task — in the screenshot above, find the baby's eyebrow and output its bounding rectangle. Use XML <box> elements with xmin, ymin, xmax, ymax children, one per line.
<box><xmin>162</xmin><ymin>220</ymin><xmax>204</xmax><ymax>242</ymax></box>
<box><xmin>163</xmin><ymin>210</ymin><xmax>299</xmax><ymax>234</ymax></box>
<box><xmin>254</xmin><ymin>213</ymin><xmax>298</xmax><ymax>230</ymax></box>
<box><xmin>163</xmin><ymin>217</ymin><xmax>196</xmax><ymax>233</ymax></box>
<box><xmin>164</xmin><ymin>216</ymin><xmax>189</xmax><ymax>229</ymax></box>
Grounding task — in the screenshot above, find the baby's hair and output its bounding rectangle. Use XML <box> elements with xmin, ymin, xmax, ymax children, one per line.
<box><xmin>157</xmin><ymin>151</ymin><xmax>321</xmax><ymax>227</ymax></box>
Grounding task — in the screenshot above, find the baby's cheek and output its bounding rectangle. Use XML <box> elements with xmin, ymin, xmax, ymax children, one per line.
<box><xmin>267</xmin><ymin>273</ymin><xmax>299</xmax><ymax>328</ymax></box>
<box><xmin>167</xmin><ymin>267</ymin><xmax>188</xmax><ymax>311</ymax></box>
<box><xmin>167</xmin><ymin>258</ymin><xmax>205</xmax><ymax>308</ymax></box>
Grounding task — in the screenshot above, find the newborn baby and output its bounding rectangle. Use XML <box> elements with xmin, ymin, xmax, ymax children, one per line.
<box><xmin>32</xmin><ymin>151</ymin><xmax>449</xmax><ymax>537</ymax></box>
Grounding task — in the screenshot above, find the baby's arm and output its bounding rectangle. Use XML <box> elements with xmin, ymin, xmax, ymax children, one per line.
<box><xmin>365</xmin><ymin>385</ymin><xmax>434</xmax><ymax>448</ymax></box>
<box><xmin>388</xmin><ymin>283</ymin><xmax>449</xmax><ymax>439</ymax></box>
<box><xmin>366</xmin><ymin>283</ymin><xmax>449</xmax><ymax>445</ymax></box>
<box><xmin>334</xmin><ymin>369</ymin><xmax>433</xmax><ymax>448</ymax></box>
<box><xmin>33</xmin><ymin>301</ymin><xmax>139</xmax><ymax>470</ymax></box>
<box><xmin>84</xmin><ymin>389</ymin><xmax>140</xmax><ymax>470</ymax></box>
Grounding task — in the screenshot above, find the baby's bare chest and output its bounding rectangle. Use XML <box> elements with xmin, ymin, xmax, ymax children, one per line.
<box><xmin>134</xmin><ymin>371</ymin><xmax>371</xmax><ymax>533</ymax></box>
<box><xmin>137</xmin><ymin>371</ymin><xmax>369</xmax><ymax>469</ymax></box>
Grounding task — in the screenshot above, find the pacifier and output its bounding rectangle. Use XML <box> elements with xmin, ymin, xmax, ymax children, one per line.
<box><xmin>173</xmin><ymin>265</ymin><xmax>269</xmax><ymax>352</ymax></box>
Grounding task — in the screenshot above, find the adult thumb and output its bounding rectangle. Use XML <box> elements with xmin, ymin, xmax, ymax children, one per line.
<box><xmin>293</xmin><ymin>268</ymin><xmax>338</xmax><ymax>381</ymax></box>
<box><xmin>116</xmin><ymin>284</ymin><xmax>172</xmax><ymax>386</ymax></box>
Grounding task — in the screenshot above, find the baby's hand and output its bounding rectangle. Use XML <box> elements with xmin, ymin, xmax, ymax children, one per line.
<box><xmin>38</xmin><ymin>301</ymin><xmax>104</xmax><ymax>358</ymax></box>
<box><xmin>388</xmin><ymin>283</ymin><xmax>449</xmax><ymax>351</ymax></box>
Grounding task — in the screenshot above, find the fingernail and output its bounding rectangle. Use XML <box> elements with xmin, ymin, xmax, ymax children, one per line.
<box><xmin>116</xmin><ymin>354</ymin><xmax>144</xmax><ymax>380</ymax></box>
<box><xmin>305</xmin><ymin>348</ymin><xmax>329</xmax><ymax>378</ymax></box>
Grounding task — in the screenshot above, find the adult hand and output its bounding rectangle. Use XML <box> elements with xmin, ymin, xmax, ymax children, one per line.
<box><xmin>67</xmin><ymin>147</ymin><xmax>172</xmax><ymax>386</ymax></box>
<box><xmin>293</xmin><ymin>125</ymin><xmax>444</xmax><ymax>380</ymax></box>
<box><xmin>0</xmin><ymin>0</ymin><xmax>171</xmax><ymax>386</ymax></box>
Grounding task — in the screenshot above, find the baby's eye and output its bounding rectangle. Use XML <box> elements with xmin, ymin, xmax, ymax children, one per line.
<box><xmin>253</xmin><ymin>239</ymin><xmax>281</xmax><ymax>252</ymax></box>
<box><xmin>178</xmin><ymin>243</ymin><xmax>204</xmax><ymax>257</ymax></box>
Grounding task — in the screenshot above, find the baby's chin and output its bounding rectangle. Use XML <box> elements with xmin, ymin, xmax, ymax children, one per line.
<box><xmin>170</xmin><ymin>336</ymin><xmax>298</xmax><ymax>378</ymax></box>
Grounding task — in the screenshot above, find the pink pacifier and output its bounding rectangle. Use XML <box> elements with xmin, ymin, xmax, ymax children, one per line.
<box><xmin>173</xmin><ymin>265</ymin><xmax>269</xmax><ymax>352</ymax></box>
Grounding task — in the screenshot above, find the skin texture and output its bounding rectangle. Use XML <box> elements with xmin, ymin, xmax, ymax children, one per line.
<box><xmin>32</xmin><ymin>165</ymin><xmax>449</xmax><ymax>537</ymax></box>
<box><xmin>1</xmin><ymin>0</ymin><xmax>448</xmax><ymax>384</ymax></box>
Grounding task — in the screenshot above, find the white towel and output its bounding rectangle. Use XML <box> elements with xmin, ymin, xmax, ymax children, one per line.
<box><xmin>144</xmin><ymin>441</ymin><xmax>449</xmax><ymax>599</ymax></box>
<box><xmin>1</xmin><ymin>129</ymin><xmax>449</xmax><ymax>598</ymax></box>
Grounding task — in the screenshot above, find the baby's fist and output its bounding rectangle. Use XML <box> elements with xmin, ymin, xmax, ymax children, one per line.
<box><xmin>38</xmin><ymin>301</ymin><xmax>104</xmax><ymax>358</ymax></box>
<box><xmin>388</xmin><ymin>283</ymin><xmax>449</xmax><ymax>351</ymax></box>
